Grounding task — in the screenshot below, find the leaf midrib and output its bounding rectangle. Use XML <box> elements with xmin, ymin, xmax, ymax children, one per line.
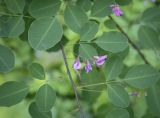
<box><xmin>96</xmin><ymin>41</ymin><xmax>127</xmax><ymax>44</ymax></box>
<box><xmin>68</xmin><ymin>7</ymin><xmax>81</xmax><ymax>29</ymax></box>
<box><xmin>14</xmin><ymin>0</ymin><xmax>22</xmax><ymax>13</ymax></box>
<box><xmin>31</xmin><ymin>2</ymin><xmax>60</xmax><ymax>13</ymax></box>
<box><xmin>80</xmin><ymin>44</ymin><xmax>92</xmax><ymax>59</ymax></box>
<box><xmin>9</xmin><ymin>16</ymin><xmax>23</xmax><ymax>36</ymax></box>
<box><xmin>35</xmin><ymin>18</ymin><xmax>56</xmax><ymax>49</ymax></box>
<box><xmin>0</xmin><ymin>87</ymin><xmax>28</xmax><ymax>100</ymax></box>
<box><xmin>81</xmin><ymin>23</ymin><xmax>97</xmax><ymax>41</ymax></box>
<box><xmin>32</xmin><ymin>67</ymin><xmax>44</xmax><ymax>79</ymax></box>
<box><xmin>125</xmin><ymin>73</ymin><xmax>158</xmax><ymax>81</ymax></box>
<box><xmin>107</xmin><ymin>59</ymin><xmax>119</xmax><ymax>80</ymax></box>
<box><xmin>0</xmin><ymin>56</ymin><xmax>10</xmax><ymax>70</ymax></box>
<box><xmin>108</xmin><ymin>85</ymin><xmax>127</xmax><ymax>107</ymax></box>
<box><xmin>92</xmin><ymin>4</ymin><xmax>107</xmax><ymax>16</ymax></box>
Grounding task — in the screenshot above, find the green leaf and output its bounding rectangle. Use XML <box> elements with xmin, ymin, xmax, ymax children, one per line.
<box><xmin>0</xmin><ymin>81</ymin><xmax>29</xmax><ymax>107</ymax></box>
<box><xmin>36</xmin><ymin>84</ymin><xmax>56</xmax><ymax>112</ymax></box>
<box><xmin>29</xmin><ymin>0</ymin><xmax>61</xmax><ymax>18</ymax></box>
<box><xmin>4</xmin><ymin>0</ymin><xmax>25</xmax><ymax>14</ymax></box>
<box><xmin>91</xmin><ymin>0</ymin><xmax>113</xmax><ymax>18</ymax></box>
<box><xmin>146</xmin><ymin>81</ymin><xmax>160</xmax><ymax>117</ymax></box>
<box><xmin>104</xmin><ymin>56</ymin><xmax>123</xmax><ymax>80</ymax></box>
<box><xmin>97</xmin><ymin>104</ymin><xmax>130</xmax><ymax>118</ymax></box>
<box><xmin>20</xmin><ymin>17</ymin><xmax>34</xmax><ymax>41</ymax></box>
<box><xmin>64</xmin><ymin>5</ymin><xmax>88</xmax><ymax>33</ymax></box>
<box><xmin>28</xmin><ymin>63</ymin><xmax>45</xmax><ymax>80</ymax></box>
<box><xmin>105</xmin><ymin>108</ymin><xmax>130</xmax><ymax>118</ymax></box>
<box><xmin>138</xmin><ymin>25</ymin><xmax>160</xmax><ymax>50</ymax></box>
<box><xmin>76</xmin><ymin>0</ymin><xmax>92</xmax><ymax>12</ymax></box>
<box><xmin>124</xmin><ymin>65</ymin><xmax>160</xmax><ymax>89</ymax></box>
<box><xmin>107</xmin><ymin>84</ymin><xmax>129</xmax><ymax>108</ymax></box>
<box><xmin>0</xmin><ymin>4</ymin><xmax>9</xmax><ymax>17</ymax></box>
<box><xmin>79</xmin><ymin>21</ymin><xmax>99</xmax><ymax>41</ymax></box>
<box><xmin>104</xmin><ymin>19</ymin><xmax>116</xmax><ymax>29</ymax></box>
<box><xmin>116</xmin><ymin>47</ymin><xmax>129</xmax><ymax>60</ymax></box>
<box><xmin>95</xmin><ymin>32</ymin><xmax>128</xmax><ymax>53</ymax></box>
<box><xmin>141</xmin><ymin>7</ymin><xmax>160</xmax><ymax>32</ymax></box>
<box><xmin>47</xmin><ymin>35</ymin><xmax>68</xmax><ymax>52</ymax></box>
<box><xmin>142</xmin><ymin>7</ymin><xmax>160</xmax><ymax>25</ymax></box>
<box><xmin>79</xmin><ymin>44</ymin><xmax>98</xmax><ymax>61</ymax></box>
<box><xmin>29</xmin><ymin>102</ymin><xmax>52</xmax><ymax>118</ymax></box>
<box><xmin>0</xmin><ymin>16</ymin><xmax>25</xmax><ymax>37</ymax></box>
<box><xmin>0</xmin><ymin>45</ymin><xmax>15</xmax><ymax>72</ymax></box>
<box><xmin>28</xmin><ymin>17</ymin><xmax>63</xmax><ymax>50</ymax></box>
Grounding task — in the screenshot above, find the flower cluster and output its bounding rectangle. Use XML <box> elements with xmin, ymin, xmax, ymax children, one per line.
<box><xmin>111</xmin><ymin>4</ymin><xmax>123</xmax><ymax>16</ymax></box>
<box><xmin>72</xmin><ymin>55</ymin><xmax>107</xmax><ymax>73</ymax></box>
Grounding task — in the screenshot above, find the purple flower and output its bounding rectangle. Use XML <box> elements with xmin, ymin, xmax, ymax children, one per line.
<box><xmin>85</xmin><ymin>60</ymin><xmax>92</xmax><ymax>73</ymax></box>
<box><xmin>111</xmin><ymin>4</ymin><xmax>123</xmax><ymax>16</ymax></box>
<box><xmin>94</xmin><ymin>55</ymin><xmax>107</xmax><ymax>66</ymax></box>
<box><xmin>72</xmin><ymin>57</ymin><xmax>81</xmax><ymax>70</ymax></box>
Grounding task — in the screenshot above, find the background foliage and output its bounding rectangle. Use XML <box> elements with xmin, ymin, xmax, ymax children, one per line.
<box><xmin>0</xmin><ymin>0</ymin><xmax>160</xmax><ymax>118</ymax></box>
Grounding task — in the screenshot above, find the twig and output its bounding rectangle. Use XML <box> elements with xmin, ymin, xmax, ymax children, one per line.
<box><xmin>77</xmin><ymin>80</ymin><xmax>121</xmax><ymax>89</ymax></box>
<box><xmin>78</xmin><ymin>82</ymin><xmax>108</xmax><ymax>89</ymax></box>
<box><xmin>60</xmin><ymin>42</ymin><xmax>86</xmax><ymax>118</ymax></box>
<box><xmin>109</xmin><ymin>16</ymin><xmax>150</xmax><ymax>65</ymax></box>
<box><xmin>79</xmin><ymin>88</ymin><xmax>103</xmax><ymax>93</ymax></box>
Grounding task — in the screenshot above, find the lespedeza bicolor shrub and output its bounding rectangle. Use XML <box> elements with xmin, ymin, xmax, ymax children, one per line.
<box><xmin>0</xmin><ymin>0</ymin><xmax>160</xmax><ymax>118</ymax></box>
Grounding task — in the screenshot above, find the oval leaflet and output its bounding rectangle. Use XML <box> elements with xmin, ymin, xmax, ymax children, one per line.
<box><xmin>124</xmin><ymin>65</ymin><xmax>160</xmax><ymax>89</ymax></box>
<box><xmin>0</xmin><ymin>45</ymin><xmax>15</xmax><ymax>72</ymax></box>
<box><xmin>95</xmin><ymin>32</ymin><xmax>128</xmax><ymax>53</ymax></box>
<box><xmin>28</xmin><ymin>17</ymin><xmax>63</xmax><ymax>50</ymax></box>
<box><xmin>0</xmin><ymin>81</ymin><xmax>29</xmax><ymax>107</ymax></box>
<box><xmin>28</xmin><ymin>63</ymin><xmax>45</xmax><ymax>80</ymax></box>
<box><xmin>36</xmin><ymin>84</ymin><xmax>56</xmax><ymax>112</ymax></box>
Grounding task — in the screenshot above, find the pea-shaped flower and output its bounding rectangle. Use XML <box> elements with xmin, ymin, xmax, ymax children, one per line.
<box><xmin>111</xmin><ymin>4</ymin><xmax>123</xmax><ymax>16</ymax></box>
<box><xmin>72</xmin><ymin>57</ymin><xmax>81</xmax><ymax>70</ymax></box>
<box><xmin>85</xmin><ymin>60</ymin><xmax>92</xmax><ymax>73</ymax></box>
<box><xmin>94</xmin><ymin>55</ymin><xmax>107</xmax><ymax>66</ymax></box>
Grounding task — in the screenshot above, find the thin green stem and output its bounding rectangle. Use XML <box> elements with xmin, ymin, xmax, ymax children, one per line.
<box><xmin>60</xmin><ymin>42</ymin><xmax>86</xmax><ymax>118</ymax></box>
<box><xmin>78</xmin><ymin>88</ymin><xmax>104</xmax><ymax>93</ymax></box>
<box><xmin>0</xmin><ymin>12</ymin><xmax>33</xmax><ymax>19</ymax></box>
<box><xmin>65</xmin><ymin>42</ymin><xmax>95</xmax><ymax>45</ymax></box>
<box><xmin>77</xmin><ymin>80</ymin><xmax>121</xmax><ymax>89</ymax></box>
<box><xmin>78</xmin><ymin>82</ymin><xmax>107</xmax><ymax>88</ymax></box>
<box><xmin>109</xmin><ymin>16</ymin><xmax>150</xmax><ymax>65</ymax></box>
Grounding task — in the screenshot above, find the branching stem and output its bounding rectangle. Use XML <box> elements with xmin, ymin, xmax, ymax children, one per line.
<box><xmin>109</xmin><ymin>16</ymin><xmax>150</xmax><ymax>65</ymax></box>
<box><xmin>60</xmin><ymin>43</ymin><xmax>86</xmax><ymax>118</ymax></box>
